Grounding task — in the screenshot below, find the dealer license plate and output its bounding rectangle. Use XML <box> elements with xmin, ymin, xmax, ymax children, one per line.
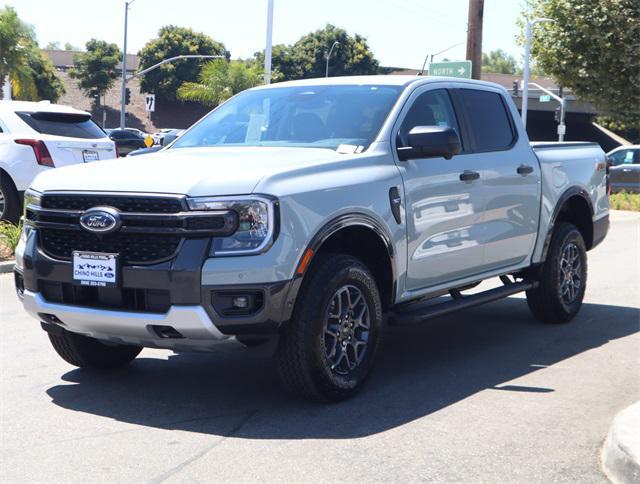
<box><xmin>72</xmin><ymin>251</ymin><xmax>118</xmax><ymax>287</ymax></box>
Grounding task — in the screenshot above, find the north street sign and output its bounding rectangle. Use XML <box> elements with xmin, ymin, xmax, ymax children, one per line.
<box><xmin>429</xmin><ymin>60</ymin><xmax>472</xmax><ymax>79</ymax></box>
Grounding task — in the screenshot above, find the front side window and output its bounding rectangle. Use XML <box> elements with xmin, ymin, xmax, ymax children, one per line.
<box><xmin>458</xmin><ymin>89</ymin><xmax>515</xmax><ymax>151</ymax></box>
<box><xmin>609</xmin><ymin>150</ymin><xmax>629</xmax><ymax>166</ymax></box>
<box><xmin>172</xmin><ymin>84</ymin><xmax>403</xmax><ymax>152</ymax></box>
<box><xmin>398</xmin><ymin>89</ymin><xmax>460</xmax><ymax>149</ymax></box>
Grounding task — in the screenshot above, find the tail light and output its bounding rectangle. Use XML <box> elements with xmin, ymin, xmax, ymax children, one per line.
<box><xmin>114</xmin><ymin>142</ymin><xmax>119</xmax><ymax>158</ymax></box>
<box><xmin>14</xmin><ymin>139</ymin><xmax>54</xmax><ymax>167</ymax></box>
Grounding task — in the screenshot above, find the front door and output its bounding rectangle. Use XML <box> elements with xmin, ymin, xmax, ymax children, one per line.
<box><xmin>393</xmin><ymin>86</ymin><xmax>485</xmax><ymax>291</ymax></box>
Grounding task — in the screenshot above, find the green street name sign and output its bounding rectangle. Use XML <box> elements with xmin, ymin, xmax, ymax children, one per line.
<box><xmin>539</xmin><ymin>94</ymin><xmax>551</xmax><ymax>102</ymax></box>
<box><xmin>429</xmin><ymin>60</ymin><xmax>472</xmax><ymax>79</ymax></box>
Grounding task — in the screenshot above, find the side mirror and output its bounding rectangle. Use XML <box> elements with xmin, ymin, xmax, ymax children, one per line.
<box><xmin>397</xmin><ymin>126</ymin><xmax>462</xmax><ymax>161</ymax></box>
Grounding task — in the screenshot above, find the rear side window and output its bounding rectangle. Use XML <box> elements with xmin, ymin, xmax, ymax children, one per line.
<box><xmin>458</xmin><ymin>89</ymin><xmax>515</xmax><ymax>151</ymax></box>
<box><xmin>16</xmin><ymin>111</ymin><xmax>105</xmax><ymax>139</ymax></box>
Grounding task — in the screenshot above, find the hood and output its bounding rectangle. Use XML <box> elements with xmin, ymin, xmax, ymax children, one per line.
<box><xmin>30</xmin><ymin>146</ymin><xmax>345</xmax><ymax>196</ymax></box>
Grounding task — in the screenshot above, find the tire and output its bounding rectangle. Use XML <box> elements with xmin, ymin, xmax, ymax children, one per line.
<box><xmin>526</xmin><ymin>222</ymin><xmax>588</xmax><ymax>324</ymax></box>
<box><xmin>0</xmin><ymin>173</ymin><xmax>20</xmax><ymax>224</ymax></box>
<box><xmin>277</xmin><ymin>254</ymin><xmax>383</xmax><ymax>402</ymax></box>
<box><xmin>48</xmin><ymin>328</ymin><xmax>142</xmax><ymax>370</ymax></box>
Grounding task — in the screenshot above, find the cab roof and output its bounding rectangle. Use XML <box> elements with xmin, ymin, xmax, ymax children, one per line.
<box><xmin>253</xmin><ymin>74</ymin><xmax>506</xmax><ymax>91</ymax></box>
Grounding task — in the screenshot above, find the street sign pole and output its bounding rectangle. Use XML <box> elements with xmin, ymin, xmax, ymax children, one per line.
<box><xmin>522</xmin><ymin>17</ymin><xmax>554</xmax><ymax>130</ymax></box>
<box><xmin>264</xmin><ymin>0</ymin><xmax>274</xmax><ymax>84</ymax></box>
<box><xmin>527</xmin><ymin>81</ymin><xmax>566</xmax><ymax>142</ymax></box>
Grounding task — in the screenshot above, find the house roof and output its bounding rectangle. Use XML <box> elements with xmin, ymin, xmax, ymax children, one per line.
<box><xmin>43</xmin><ymin>49</ymin><xmax>139</xmax><ymax>71</ymax></box>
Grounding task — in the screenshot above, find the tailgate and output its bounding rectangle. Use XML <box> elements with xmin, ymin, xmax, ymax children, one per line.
<box><xmin>44</xmin><ymin>139</ymin><xmax>117</xmax><ymax>166</ymax></box>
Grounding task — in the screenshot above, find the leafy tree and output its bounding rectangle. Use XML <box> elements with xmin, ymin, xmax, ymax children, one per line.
<box><xmin>64</xmin><ymin>42</ymin><xmax>79</xmax><ymax>51</ymax></box>
<box><xmin>21</xmin><ymin>46</ymin><xmax>65</xmax><ymax>102</ymax></box>
<box><xmin>138</xmin><ymin>26</ymin><xmax>228</xmax><ymax>101</ymax></box>
<box><xmin>44</xmin><ymin>41</ymin><xmax>61</xmax><ymax>49</ymax></box>
<box><xmin>522</xmin><ymin>0</ymin><xmax>640</xmax><ymax>126</ymax></box>
<box><xmin>177</xmin><ymin>59</ymin><xmax>262</xmax><ymax>106</ymax></box>
<box><xmin>69</xmin><ymin>39</ymin><xmax>121</xmax><ymax>102</ymax></box>
<box><xmin>0</xmin><ymin>7</ymin><xmax>64</xmax><ymax>101</ymax></box>
<box><xmin>0</xmin><ymin>6</ymin><xmax>37</xmax><ymax>96</ymax></box>
<box><xmin>482</xmin><ymin>49</ymin><xmax>519</xmax><ymax>74</ymax></box>
<box><xmin>254</xmin><ymin>24</ymin><xmax>379</xmax><ymax>81</ymax></box>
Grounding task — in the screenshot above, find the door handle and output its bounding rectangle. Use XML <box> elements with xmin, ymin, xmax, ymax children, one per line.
<box><xmin>459</xmin><ymin>170</ymin><xmax>480</xmax><ymax>182</ymax></box>
<box><xmin>517</xmin><ymin>164</ymin><xmax>534</xmax><ymax>175</ymax></box>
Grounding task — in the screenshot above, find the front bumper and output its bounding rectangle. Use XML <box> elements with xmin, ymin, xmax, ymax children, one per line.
<box><xmin>16</xmin><ymin>229</ymin><xmax>292</xmax><ymax>351</ymax></box>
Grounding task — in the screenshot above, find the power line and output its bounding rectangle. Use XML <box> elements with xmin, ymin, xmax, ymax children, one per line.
<box><xmin>402</xmin><ymin>0</ymin><xmax>469</xmax><ymax>27</ymax></box>
<box><xmin>375</xmin><ymin>0</ymin><xmax>468</xmax><ymax>33</ymax></box>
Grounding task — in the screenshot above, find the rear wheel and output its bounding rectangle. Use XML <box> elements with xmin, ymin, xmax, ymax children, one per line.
<box><xmin>526</xmin><ymin>223</ymin><xmax>587</xmax><ymax>323</ymax></box>
<box><xmin>48</xmin><ymin>327</ymin><xmax>142</xmax><ymax>369</ymax></box>
<box><xmin>0</xmin><ymin>173</ymin><xmax>20</xmax><ymax>224</ymax></box>
<box><xmin>277</xmin><ymin>254</ymin><xmax>382</xmax><ymax>402</ymax></box>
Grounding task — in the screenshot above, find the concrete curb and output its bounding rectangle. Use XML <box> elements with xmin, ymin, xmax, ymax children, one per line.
<box><xmin>0</xmin><ymin>260</ymin><xmax>15</xmax><ymax>274</ymax></box>
<box><xmin>602</xmin><ymin>402</ymin><xmax>640</xmax><ymax>483</ymax></box>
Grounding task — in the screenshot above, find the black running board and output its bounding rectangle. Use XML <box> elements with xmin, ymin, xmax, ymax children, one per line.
<box><xmin>389</xmin><ymin>280</ymin><xmax>537</xmax><ymax>325</ymax></box>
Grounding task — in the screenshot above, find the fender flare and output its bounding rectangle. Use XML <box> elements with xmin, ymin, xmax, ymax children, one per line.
<box><xmin>281</xmin><ymin>212</ymin><xmax>397</xmax><ymax>322</ymax></box>
<box><xmin>540</xmin><ymin>186</ymin><xmax>594</xmax><ymax>261</ymax></box>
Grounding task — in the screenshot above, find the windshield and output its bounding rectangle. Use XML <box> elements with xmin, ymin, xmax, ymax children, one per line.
<box><xmin>172</xmin><ymin>84</ymin><xmax>403</xmax><ymax>151</ymax></box>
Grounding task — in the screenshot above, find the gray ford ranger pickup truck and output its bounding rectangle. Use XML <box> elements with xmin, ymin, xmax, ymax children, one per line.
<box><xmin>14</xmin><ymin>76</ymin><xmax>609</xmax><ymax>401</ymax></box>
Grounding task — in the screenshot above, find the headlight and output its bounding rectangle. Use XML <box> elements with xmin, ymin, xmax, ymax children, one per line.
<box><xmin>187</xmin><ymin>195</ymin><xmax>278</xmax><ymax>256</ymax></box>
<box><xmin>23</xmin><ymin>189</ymin><xmax>41</xmax><ymax>222</ymax></box>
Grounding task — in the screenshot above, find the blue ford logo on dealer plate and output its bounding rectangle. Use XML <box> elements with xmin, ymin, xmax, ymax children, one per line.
<box><xmin>79</xmin><ymin>207</ymin><xmax>121</xmax><ymax>234</ymax></box>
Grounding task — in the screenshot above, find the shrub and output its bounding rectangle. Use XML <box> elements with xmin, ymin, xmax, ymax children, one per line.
<box><xmin>0</xmin><ymin>221</ymin><xmax>22</xmax><ymax>256</ymax></box>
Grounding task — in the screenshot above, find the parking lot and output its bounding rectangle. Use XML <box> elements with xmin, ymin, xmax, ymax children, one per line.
<box><xmin>1</xmin><ymin>210</ymin><xmax>638</xmax><ymax>483</ymax></box>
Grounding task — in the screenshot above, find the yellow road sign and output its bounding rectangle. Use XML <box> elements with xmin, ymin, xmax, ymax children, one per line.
<box><xmin>144</xmin><ymin>135</ymin><xmax>154</xmax><ymax>148</ymax></box>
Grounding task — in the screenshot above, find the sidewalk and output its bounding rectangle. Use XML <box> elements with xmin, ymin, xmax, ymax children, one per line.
<box><xmin>602</xmin><ymin>402</ymin><xmax>640</xmax><ymax>483</ymax></box>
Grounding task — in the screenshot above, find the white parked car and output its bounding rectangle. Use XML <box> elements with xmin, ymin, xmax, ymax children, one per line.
<box><xmin>0</xmin><ymin>101</ymin><xmax>117</xmax><ymax>222</ymax></box>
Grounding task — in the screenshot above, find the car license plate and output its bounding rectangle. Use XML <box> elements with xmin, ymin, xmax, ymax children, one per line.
<box><xmin>72</xmin><ymin>251</ymin><xmax>118</xmax><ymax>287</ymax></box>
<box><xmin>83</xmin><ymin>150</ymin><xmax>99</xmax><ymax>162</ymax></box>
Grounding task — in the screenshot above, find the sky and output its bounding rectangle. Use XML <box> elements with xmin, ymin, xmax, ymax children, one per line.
<box><xmin>8</xmin><ymin>0</ymin><xmax>527</xmax><ymax>70</ymax></box>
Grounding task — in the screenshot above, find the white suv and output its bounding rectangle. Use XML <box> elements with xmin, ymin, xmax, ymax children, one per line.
<box><xmin>0</xmin><ymin>100</ymin><xmax>117</xmax><ymax>222</ymax></box>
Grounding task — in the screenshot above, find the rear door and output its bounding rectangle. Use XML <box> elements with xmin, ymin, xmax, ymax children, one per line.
<box><xmin>453</xmin><ymin>87</ymin><xmax>541</xmax><ymax>270</ymax></box>
<box><xmin>16</xmin><ymin>111</ymin><xmax>116</xmax><ymax>166</ymax></box>
<box><xmin>393</xmin><ymin>85</ymin><xmax>486</xmax><ymax>291</ymax></box>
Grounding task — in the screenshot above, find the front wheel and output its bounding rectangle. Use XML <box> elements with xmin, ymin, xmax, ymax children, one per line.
<box><xmin>526</xmin><ymin>222</ymin><xmax>588</xmax><ymax>323</ymax></box>
<box><xmin>277</xmin><ymin>254</ymin><xmax>383</xmax><ymax>402</ymax></box>
<box><xmin>48</xmin><ymin>328</ymin><xmax>142</xmax><ymax>369</ymax></box>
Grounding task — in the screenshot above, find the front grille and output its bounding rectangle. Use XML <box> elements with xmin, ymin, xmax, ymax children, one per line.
<box><xmin>39</xmin><ymin>280</ymin><xmax>170</xmax><ymax>313</ymax></box>
<box><xmin>40</xmin><ymin>229</ymin><xmax>181</xmax><ymax>264</ymax></box>
<box><xmin>32</xmin><ymin>193</ymin><xmax>236</xmax><ymax>265</ymax></box>
<box><xmin>41</xmin><ymin>194</ymin><xmax>184</xmax><ymax>213</ymax></box>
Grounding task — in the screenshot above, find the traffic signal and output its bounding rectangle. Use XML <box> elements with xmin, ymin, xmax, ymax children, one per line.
<box><xmin>554</xmin><ymin>106</ymin><xmax>561</xmax><ymax>123</ymax></box>
<box><xmin>512</xmin><ymin>81</ymin><xmax>519</xmax><ymax>96</ymax></box>
<box><xmin>125</xmin><ymin>88</ymin><xmax>131</xmax><ymax>105</ymax></box>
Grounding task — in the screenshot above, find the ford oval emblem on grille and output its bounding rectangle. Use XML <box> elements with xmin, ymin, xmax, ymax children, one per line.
<box><xmin>79</xmin><ymin>207</ymin><xmax>121</xmax><ymax>234</ymax></box>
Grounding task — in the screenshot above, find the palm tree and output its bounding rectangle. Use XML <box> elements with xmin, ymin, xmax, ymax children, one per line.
<box><xmin>177</xmin><ymin>59</ymin><xmax>263</xmax><ymax>106</ymax></box>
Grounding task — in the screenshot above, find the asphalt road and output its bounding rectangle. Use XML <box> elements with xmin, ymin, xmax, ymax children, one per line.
<box><xmin>1</xmin><ymin>211</ymin><xmax>639</xmax><ymax>483</ymax></box>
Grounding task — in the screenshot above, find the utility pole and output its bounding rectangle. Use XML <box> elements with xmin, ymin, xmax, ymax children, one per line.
<box><xmin>264</xmin><ymin>0</ymin><xmax>274</xmax><ymax>84</ymax></box>
<box><xmin>465</xmin><ymin>0</ymin><xmax>484</xmax><ymax>80</ymax></box>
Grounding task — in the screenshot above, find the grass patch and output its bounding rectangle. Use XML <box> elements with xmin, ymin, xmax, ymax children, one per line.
<box><xmin>609</xmin><ymin>192</ymin><xmax>640</xmax><ymax>211</ymax></box>
<box><xmin>0</xmin><ymin>221</ymin><xmax>22</xmax><ymax>258</ymax></box>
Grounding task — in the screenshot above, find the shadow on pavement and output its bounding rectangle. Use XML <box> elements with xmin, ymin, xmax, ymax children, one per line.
<box><xmin>46</xmin><ymin>298</ymin><xmax>639</xmax><ymax>440</ymax></box>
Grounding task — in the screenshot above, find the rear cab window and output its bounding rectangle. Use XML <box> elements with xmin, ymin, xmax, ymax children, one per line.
<box><xmin>456</xmin><ymin>89</ymin><xmax>516</xmax><ymax>152</ymax></box>
<box><xmin>16</xmin><ymin>111</ymin><xmax>105</xmax><ymax>139</ymax></box>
